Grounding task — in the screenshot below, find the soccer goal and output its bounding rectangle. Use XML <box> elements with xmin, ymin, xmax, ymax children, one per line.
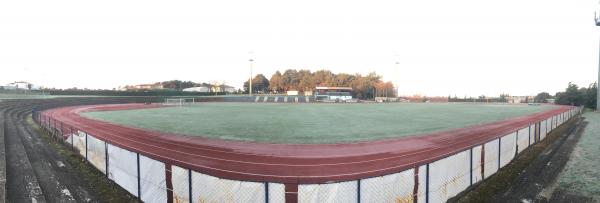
<box><xmin>163</xmin><ymin>98</ymin><xmax>196</xmax><ymax>106</ymax></box>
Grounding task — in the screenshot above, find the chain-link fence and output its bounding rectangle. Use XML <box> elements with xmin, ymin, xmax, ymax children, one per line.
<box><xmin>32</xmin><ymin>106</ymin><xmax>581</xmax><ymax>203</ymax></box>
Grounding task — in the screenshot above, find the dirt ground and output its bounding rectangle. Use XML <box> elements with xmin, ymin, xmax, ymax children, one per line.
<box><xmin>1</xmin><ymin>98</ymin><xmax>157</xmax><ymax>203</ymax></box>
<box><xmin>455</xmin><ymin>114</ymin><xmax>597</xmax><ymax>203</ymax></box>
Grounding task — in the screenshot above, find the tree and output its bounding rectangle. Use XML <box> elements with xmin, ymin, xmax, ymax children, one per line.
<box><xmin>554</xmin><ymin>82</ymin><xmax>597</xmax><ymax>108</ymax></box>
<box><xmin>584</xmin><ymin>82</ymin><xmax>597</xmax><ymax>109</ymax></box>
<box><xmin>281</xmin><ymin>69</ymin><xmax>299</xmax><ymax>91</ymax></box>
<box><xmin>269</xmin><ymin>71</ymin><xmax>283</xmax><ymax>93</ymax></box>
<box><xmin>244</xmin><ymin>74</ymin><xmax>270</xmax><ymax>93</ymax></box>
<box><xmin>555</xmin><ymin>82</ymin><xmax>584</xmax><ymax>106</ymax></box>
<box><xmin>259</xmin><ymin>69</ymin><xmax>396</xmax><ymax>99</ymax></box>
<box><xmin>313</xmin><ymin>70</ymin><xmax>334</xmax><ymax>86</ymax></box>
<box><xmin>534</xmin><ymin>92</ymin><xmax>552</xmax><ymax>103</ymax></box>
<box><xmin>161</xmin><ymin>80</ymin><xmax>197</xmax><ymax>90</ymax></box>
<box><xmin>499</xmin><ymin>93</ymin><xmax>509</xmax><ymax>103</ymax></box>
<box><xmin>332</xmin><ymin>73</ymin><xmax>354</xmax><ymax>87</ymax></box>
<box><xmin>297</xmin><ymin>69</ymin><xmax>314</xmax><ymax>91</ymax></box>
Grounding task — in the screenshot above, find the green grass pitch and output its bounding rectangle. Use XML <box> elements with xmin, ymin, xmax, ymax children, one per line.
<box><xmin>81</xmin><ymin>103</ymin><xmax>557</xmax><ymax>144</ymax></box>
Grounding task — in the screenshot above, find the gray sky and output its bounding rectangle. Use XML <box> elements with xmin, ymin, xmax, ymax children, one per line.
<box><xmin>0</xmin><ymin>0</ymin><xmax>598</xmax><ymax>96</ymax></box>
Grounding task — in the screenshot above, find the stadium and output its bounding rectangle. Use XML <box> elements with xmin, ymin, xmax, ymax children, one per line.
<box><xmin>30</xmin><ymin>97</ymin><xmax>580</xmax><ymax>203</ymax></box>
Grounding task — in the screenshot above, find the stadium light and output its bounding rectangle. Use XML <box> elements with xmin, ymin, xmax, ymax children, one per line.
<box><xmin>249</xmin><ymin>53</ymin><xmax>254</xmax><ymax>97</ymax></box>
<box><xmin>596</xmin><ymin>8</ymin><xmax>600</xmax><ymax>111</ymax></box>
<box><xmin>395</xmin><ymin>60</ymin><xmax>400</xmax><ymax>98</ymax></box>
<box><xmin>393</xmin><ymin>53</ymin><xmax>400</xmax><ymax>98</ymax></box>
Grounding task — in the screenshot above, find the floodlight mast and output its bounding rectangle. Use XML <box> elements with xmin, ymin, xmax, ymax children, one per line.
<box><xmin>395</xmin><ymin>60</ymin><xmax>400</xmax><ymax>98</ymax></box>
<box><xmin>249</xmin><ymin>58</ymin><xmax>254</xmax><ymax>97</ymax></box>
<box><xmin>596</xmin><ymin>11</ymin><xmax>600</xmax><ymax>111</ymax></box>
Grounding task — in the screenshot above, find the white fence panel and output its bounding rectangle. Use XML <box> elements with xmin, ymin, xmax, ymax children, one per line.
<box><xmin>484</xmin><ymin>139</ymin><xmax>499</xmax><ymax>179</ymax></box>
<box><xmin>416</xmin><ymin>164</ymin><xmax>427</xmax><ymax>203</ymax></box>
<box><xmin>298</xmin><ymin>181</ymin><xmax>358</xmax><ymax>203</ymax></box>
<box><xmin>268</xmin><ymin>183</ymin><xmax>286</xmax><ymax>203</ymax></box>
<box><xmin>108</xmin><ymin>144</ymin><xmax>139</xmax><ymax>197</ymax></box>
<box><xmin>546</xmin><ymin>118</ymin><xmax>552</xmax><ymax>134</ymax></box>
<box><xmin>140</xmin><ymin>155</ymin><xmax>167</xmax><ymax>203</ymax></box>
<box><xmin>86</xmin><ymin>135</ymin><xmax>106</xmax><ymax>173</ymax></box>
<box><xmin>191</xmin><ymin>171</ymin><xmax>265</xmax><ymax>203</ymax></box>
<box><xmin>516</xmin><ymin>127</ymin><xmax>529</xmax><ymax>154</ymax></box>
<box><xmin>471</xmin><ymin>145</ymin><xmax>483</xmax><ymax>184</ymax></box>
<box><xmin>500</xmin><ymin>133</ymin><xmax>516</xmax><ymax>168</ymax></box>
<box><xmin>540</xmin><ymin>120</ymin><xmax>547</xmax><ymax>140</ymax></box>
<box><xmin>529</xmin><ymin>124</ymin><xmax>536</xmax><ymax>145</ymax></box>
<box><xmin>428</xmin><ymin>150</ymin><xmax>470</xmax><ymax>203</ymax></box>
<box><xmin>172</xmin><ymin>165</ymin><xmax>190</xmax><ymax>203</ymax></box>
<box><xmin>361</xmin><ymin>169</ymin><xmax>414</xmax><ymax>203</ymax></box>
<box><xmin>65</xmin><ymin>134</ymin><xmax>73</xmax><ymax>145</ymax></box>
<box><xmin>74</xmin><ymin>131</ymin><xmax>86</xmax><ymax>157</ymax></box>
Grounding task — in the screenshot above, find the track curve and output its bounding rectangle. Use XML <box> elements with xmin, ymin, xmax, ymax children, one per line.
<box><xmin>1</xmin><ymin>97</ymin><xmax>161</xmax><ymax>202</ymax></box>
<box><xmin>41</xmin><ymin>103</ymin><xmax>574</xmax><ymax>184</ymax></box>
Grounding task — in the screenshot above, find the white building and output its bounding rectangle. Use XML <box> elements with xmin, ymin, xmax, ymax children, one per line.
<box><xmin>4</xmin><ymin>81</ymin><xmax>40</xmax><ymax>90</ymax></box>
<box><xmin>508</xmin><ymin>96</ymin><xmax>533</xmax><ymax>103</ymax></box>
<box><xmin>183</xmin><ymin>86</ymin><xmax>210</xmax><ymax>93</ymax></box>
<box><xmin>212</xmin><ymin>85</ymin><xmax>236</xmax><ymax>93</ymax></box>
<box><xmin>183</xmin><ymin>85</ymin><xmax>236</xmax><ymax>93</ymax></box>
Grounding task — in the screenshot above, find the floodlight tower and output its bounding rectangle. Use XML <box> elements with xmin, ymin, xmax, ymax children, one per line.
<box><xmin>249</xmin><ymin>53</ymin><xmax>254</xmax><ymax>97</ymax></box>
<box><xmin>395</xmin><ymin>59</ymin><xmax>400</xmax><ymax>98</ymax></box>
<box><xmin>394</xmin><ymin>60</ymin><xmax>400</xmax><ymax>98</ymax></box>
<box><xmin>596</xmin><ymin>10</ymin><xmax>600</xmax><ymax>111</ymax></box>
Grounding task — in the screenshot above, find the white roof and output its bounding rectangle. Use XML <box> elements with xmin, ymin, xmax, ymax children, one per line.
<box><xmin>315</xmin><ymin>87</ymin><xmax>352</xmax><ymax>90</ymax></box>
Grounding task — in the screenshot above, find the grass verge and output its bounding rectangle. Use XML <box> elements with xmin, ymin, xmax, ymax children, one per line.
<box><xmin>452</xmin><ymin>115</ymin><xmax>579</xmax><ymax>203</ymax></box>
<box><xmin>555</xmin><ymin>111</ymin><xmax>600</xmax><ymax>201</ymax></box>
<box><xmin>26</xmin><ymin>114</ymin><xmax>139</xmax><ymax>203</ymax></box>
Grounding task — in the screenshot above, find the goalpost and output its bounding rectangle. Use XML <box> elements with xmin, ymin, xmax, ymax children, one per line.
<box><xmin>163</xmin><ymin>98</ymin><xmax>196</xmax><ymax>106</ymax></box>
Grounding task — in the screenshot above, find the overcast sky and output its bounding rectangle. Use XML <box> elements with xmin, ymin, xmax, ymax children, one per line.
<box><xmin>0</xmin><ymin>0</ymin><xmax>598</xmax><ymax>96</ymax></box>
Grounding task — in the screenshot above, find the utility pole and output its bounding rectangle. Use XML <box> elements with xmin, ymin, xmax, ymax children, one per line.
<box><xmin>594</xmin><ymin>9</ymin><xmax>600</xmax><ymax>109</ymax></box>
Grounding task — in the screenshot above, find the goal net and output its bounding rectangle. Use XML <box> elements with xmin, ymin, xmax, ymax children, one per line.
<box><xmin>163</xmin><ymin>98</ymin><xmax>196</xmax><ymax>106</ymax></box>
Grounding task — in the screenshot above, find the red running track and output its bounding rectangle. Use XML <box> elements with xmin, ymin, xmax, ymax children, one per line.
<box><xmin>41</xmin><ymin>103</ymin><xmax>573</xmax><ymax>184</ymax></box>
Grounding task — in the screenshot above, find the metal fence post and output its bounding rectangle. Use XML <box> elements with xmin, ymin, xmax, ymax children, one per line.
<box><xmin>528</xmin><ymin>125</ymin><xmax>531</xmax><ymax>146</ymax></box>
<box><xmin>60</xmin><ymin>122</ymin><xmax>64</xmax><ymax>139</ymax></box>
<box><xmin>70</xmin><ymin>127</ymin><xmax>74</xmax><ymax>150</ymax></box>
<box><xmin>537</xmin><ymin>122</ymin><xmax>541</xmax><ymax>143</ymax></box>
<box><xmin>188</xmin><ymin>169</ymin><xmax>193</xmax><ymax>203</ymax></box>
<box><xmin>425</xmin><ymin>163</ymin><xmax>429</xmax><ymax>203</ymax></box>
<box><xmin>515</xmin><ymin>131</ymin><xmax>519</xmax><ymax>156</ymax></box>
<box><xmin>51</xmin><ymin>118</ymin><xmax>55</xmax><ymax>137</ymax></box>
<box><xmin>165</xmin><ymin>164</ymin><xmax>174</xmax><ymax>203</ymax></box>
<box><xmin>357</xmin><ymin>179</ymin><xmax>361</xmax><ymax>203</ymax></box>
<box><xmin>105</xmin><ymin>142</ymin><xmax>109</xmax><ymax>178</ymax></box>
<box><xmin>469</xmin><ymin>148</ymin><xmax>473</xmax><ymax>185</ymax></box>
<box><xmin>498</xmin><ymin>137</ymin><xmax>501</xmax><ymax>170</ymax></box>
<box><xmin>265</xmin><ymin>182</ymin><xmax>270</xmax><ymax>203</ymax></box>
<box><xmin>85</xmin><ymin>133</ymin><xmax>88</xmax><ymax>160</ymax></box>
<box><xmin>137</xmin><ymin>153</ymin><xmax>141</xmax><ymax>199</ymax></box>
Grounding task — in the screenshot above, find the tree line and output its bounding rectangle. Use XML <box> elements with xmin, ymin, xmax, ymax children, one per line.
<box><xmin>243</xmin><ymin>69</ymin><xmax>396</xmax><ymax>99</ymax></box>
<box><xmin>534</xmin><ymin>82</ymin><xmax>597</xmax><ymax>109</ymax></box>
<box><xmin>447</xmin><ymin>93</ymin><xmax>515</xmax><ymax>103</ymax></box>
